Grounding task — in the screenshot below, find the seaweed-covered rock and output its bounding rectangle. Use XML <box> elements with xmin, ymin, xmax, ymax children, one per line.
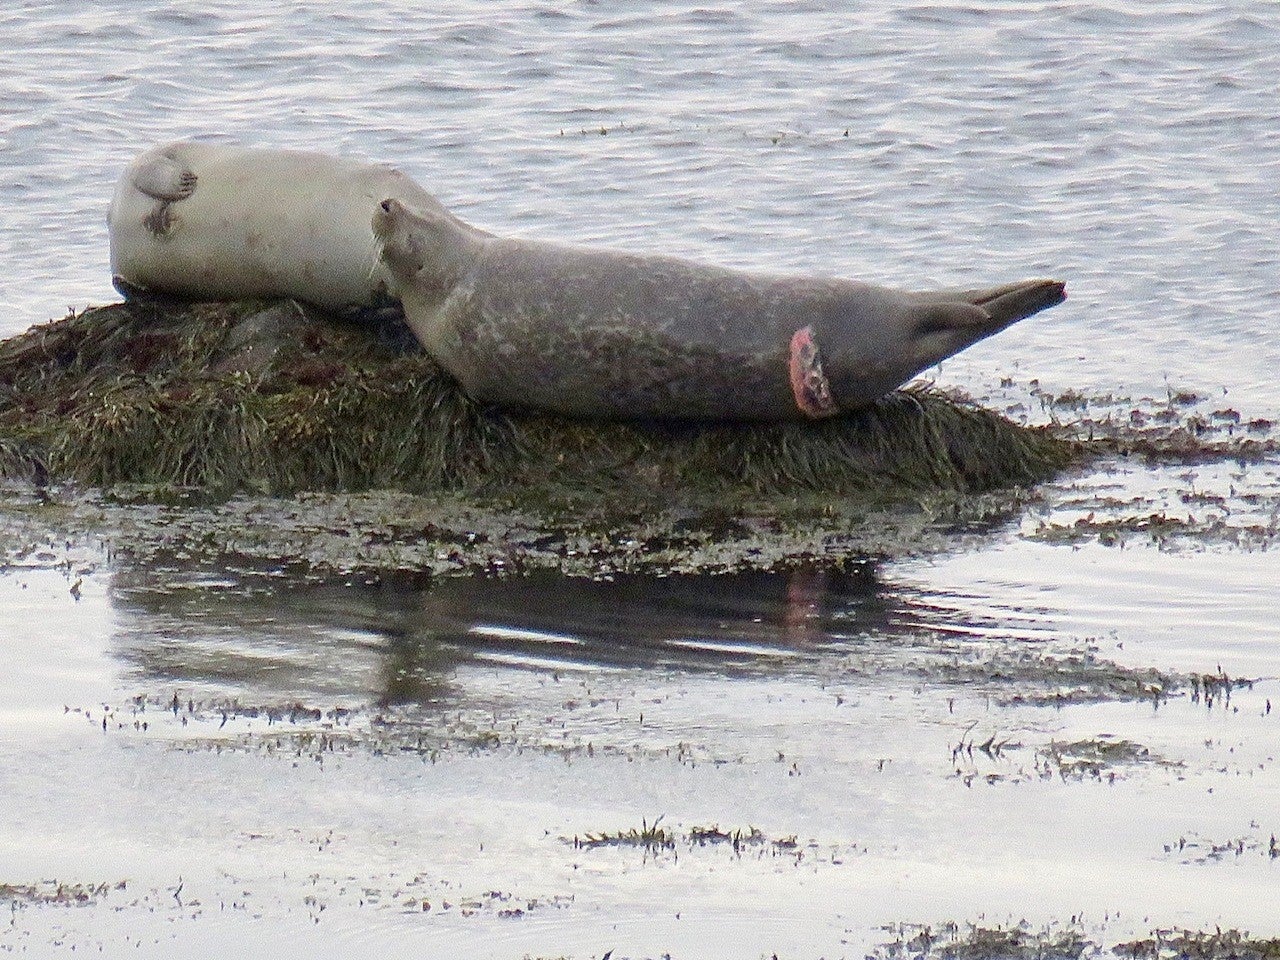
<box><xmin>0</xmin><ymin>299</ymin><xmax>1074</xmax><ymax>497</ymax></box>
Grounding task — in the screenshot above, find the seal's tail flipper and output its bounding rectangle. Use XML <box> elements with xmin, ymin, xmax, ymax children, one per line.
<box><xmin>910</xmin><ymin>301</ymin><xmax>992</xmax><ymax>335</ymax></box>
<box><xmin>968</xmin><ymin>279</ymin><xmax>1067</xmax><ymax>330</ymax></box>
<box><xmin>911</xmin><ymin>279</ymin><xmax>1065</xmax><ymax>336</ymax></box>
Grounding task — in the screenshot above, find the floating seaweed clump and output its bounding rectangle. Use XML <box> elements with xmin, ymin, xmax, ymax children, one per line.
<box><xmin>0</xmin><ymin>299</ymin><xmax>1074</xmax><ymax>498</ymax></box>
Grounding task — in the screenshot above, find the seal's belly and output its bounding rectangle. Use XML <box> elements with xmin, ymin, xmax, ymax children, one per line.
<box><xmin>435</xmin><ymin>242</ymin><xmax>850</xmax><ymax>421</ymax></box>
<box><xmin>108</xmin><ymin>143</ymin><xmax>439</xmax><ymax>313</ymax></box>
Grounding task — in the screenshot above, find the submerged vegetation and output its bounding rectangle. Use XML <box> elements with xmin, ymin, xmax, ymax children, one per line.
<box><xmin>568</xmin><ymin>819</ymin><xmax>804</xmax><ymax>858</ymax></box>
<box><xmin>876</xmin><ymin>923</ymin><xmax>1280</xmax><ymax>960</ymax></box>
<box><xmin>0</xmin><ymin>299</ymin><xmax>1073</xmax><ymax>500</ymax></box>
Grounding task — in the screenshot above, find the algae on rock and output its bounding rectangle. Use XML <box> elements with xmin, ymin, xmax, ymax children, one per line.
<box><xmin>0</xmin><ymin>299</ymin><xmax>1074</xmax><ymax>499</ymax></box>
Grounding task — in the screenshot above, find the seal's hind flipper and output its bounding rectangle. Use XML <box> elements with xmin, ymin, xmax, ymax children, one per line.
<box><xmin>131</xmin><ymin>152</ymin><xmax>198</xmax><ymax>202</ymax></box>
<box><xmin>971</xmin><ymin>279</ymin><xmax>1066</xmax><ymax>330</ymax></box>
<box><xmin>910</xmin><ymin>302</ymin><xmax>991</xmax><ymax>335</ymax></box>
<box><xmin>907</xmin><ymin>279</ymin><xmax>1066</xmax><ymax>371</ymax></box>
<box><xmin>913</xmin><ymin>279</ymin><xmax>1065</xmax><ymax>334</ymax></box>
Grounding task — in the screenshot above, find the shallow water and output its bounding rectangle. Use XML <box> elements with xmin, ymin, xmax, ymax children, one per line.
<box><xmin>4</xmin><ymin>1</ymin><xmax>1280</xmax><ymax>957</ymax></box>
<box><xmin>4</xmin><ymin>549</ymin><xmax>1280</xmax><ymax>957</ymax></box>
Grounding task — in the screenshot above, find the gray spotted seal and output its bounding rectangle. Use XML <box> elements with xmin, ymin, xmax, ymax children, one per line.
<box><xmin>372</xmin><ymin>197</ymin><xmax>1065</xmax><ymax>421</ymax></box>
<box><xmin>108</xmin><ymin>141</ymin><xmax>449</xmax><ymax>314</ymax></box>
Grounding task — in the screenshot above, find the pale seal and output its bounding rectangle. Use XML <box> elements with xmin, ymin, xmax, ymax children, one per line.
<box><xmin>108</xmin><ymin>141</ymin><xmax>448</xmax><ymax>314</ymax></box>
<box><xmin>372</xmin><ymin>197</ymin><xmax>1065</xmax><ymax>421</ymax></box>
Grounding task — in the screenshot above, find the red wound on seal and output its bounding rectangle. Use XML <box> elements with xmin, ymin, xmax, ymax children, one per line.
<box><xmin>789</xmin><ymin>325</ymin><xmax>837</xmax><ymax>419</ymax></box>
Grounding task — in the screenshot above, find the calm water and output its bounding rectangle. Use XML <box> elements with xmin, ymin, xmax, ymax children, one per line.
<box><xmin>2</xmin><ymin>0</ymin><xmax>1279</xmax><ymax>413</ymax></box>
<box><xmin>3</xmin><ymin>554</ymin><xmax>1280</xmax><ymax>957</ymax></box>
<box><xmin>4</xmin><ymin>2</ymin><xmax>1280</xmax><ymax>957</ymax></box>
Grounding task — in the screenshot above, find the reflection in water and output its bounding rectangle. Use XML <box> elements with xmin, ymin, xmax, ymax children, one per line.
<box><xmin>106</xmin><ymin>560</ymin><xmax>995</xmax><ymax>707</ymax></box>
<box><xmin>416</xmin><ymin>565</ymin><xmax>890</xmax><ymax>670</ymax></box>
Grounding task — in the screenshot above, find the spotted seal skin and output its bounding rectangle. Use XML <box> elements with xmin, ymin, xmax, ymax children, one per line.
<box><xmin>373</xmin><ymin>196</ymin><xmax>1066</xmax><ymax>422</ymax></box>
<box><xmin>108</xmin><ymin>141</ymin><xmax>449</xmax><ymax>314</ymax></box>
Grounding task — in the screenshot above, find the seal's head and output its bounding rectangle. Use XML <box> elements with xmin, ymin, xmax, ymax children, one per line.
<box><xmin>372</xmin><ymin>197</ymin><xmax>429</xmax><ymax>277</ymax></box>
<box><xmin>373</xmin><ymin>196</ymin><xmax>487</xmax><ymax>294</ymax></box>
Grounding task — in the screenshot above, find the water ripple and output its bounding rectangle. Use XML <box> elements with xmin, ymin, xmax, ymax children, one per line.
<box><xmin>0</xmin><ymin>0</ymin><xmax>1277</xmax><ymax>413</ymax></box>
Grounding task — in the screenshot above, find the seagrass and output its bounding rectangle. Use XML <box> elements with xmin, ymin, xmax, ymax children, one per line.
<box><xmin>0</xmin><ymin>300</ymin><xmax>1074</xmax><ymax>495</ymax></box>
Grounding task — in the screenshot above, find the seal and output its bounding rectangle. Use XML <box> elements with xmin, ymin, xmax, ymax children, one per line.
<box><xmin>372</xmin><ymin>197</ymin><xmax>1066</xmax><ymax>421</ymax></box>
<box><xmin>107</xmin><ymin>141</ymin><xmax>448</xmax><ymax>314</ymax></box>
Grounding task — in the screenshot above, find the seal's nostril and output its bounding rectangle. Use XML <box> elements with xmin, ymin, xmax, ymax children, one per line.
<box><xmin>380</xmin><ymin>199</ymin><xmax>392</xmax><ymax>212</ymax></box>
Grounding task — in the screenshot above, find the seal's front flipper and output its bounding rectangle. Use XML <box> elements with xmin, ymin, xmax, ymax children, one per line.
<box><xmin>339</xmin><ymin>300</ymin><xmax>421</xmax><ymax>355</ymax></box>
<box><xmin>113</xmin><ymin>274</ymin><xmax>153</xmax><ymax>301</ymax></box>
<box><xmin>112</xmin><ymin>274</ymin><xmax>185</xmax><ymax>314</ymax></box>
<box><xmin>131</xmin><ymin>152</ymin><xmax>198</xmax><ymax>202</ymax></box>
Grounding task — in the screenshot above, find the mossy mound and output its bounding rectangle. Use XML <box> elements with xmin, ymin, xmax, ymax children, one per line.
<box><xmin>0</xmin><ymin>300</ymin><xmax>1074</xmax><ymax>498</ymax></box>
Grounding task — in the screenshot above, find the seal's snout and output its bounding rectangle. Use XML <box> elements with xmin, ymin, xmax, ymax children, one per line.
<box><xmin>372</xmin><ymin>198</ymin><xmax>400</xmax><ymax>242</ymax></box>
<box><xmin>372</xmin><ymin>196</ymin><xmax>436</xmax><ymax>278</ymax></box>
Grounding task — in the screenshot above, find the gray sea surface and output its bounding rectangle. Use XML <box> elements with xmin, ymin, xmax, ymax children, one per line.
<box><xmin>3</xmin><ymin>0</ymin><xmax>1279</xmax><ymax>413</ymax></box>
<box><xmin>3</xmin><ymin>2</ymin><xmax>1280</xmax><ymax>958</ymax></box>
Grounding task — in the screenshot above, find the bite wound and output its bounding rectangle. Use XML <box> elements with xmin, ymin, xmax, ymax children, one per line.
<box><xmin>789</xmin><ymin>325</ymin><xmax>838</xmax><ymax>419</ymax></box>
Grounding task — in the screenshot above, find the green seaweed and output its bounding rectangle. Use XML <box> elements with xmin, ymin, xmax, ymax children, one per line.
<box><xmin>0</xmin><ymin>300</ymin><xmax>1074</xmax><ymax>498</ymax></box>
